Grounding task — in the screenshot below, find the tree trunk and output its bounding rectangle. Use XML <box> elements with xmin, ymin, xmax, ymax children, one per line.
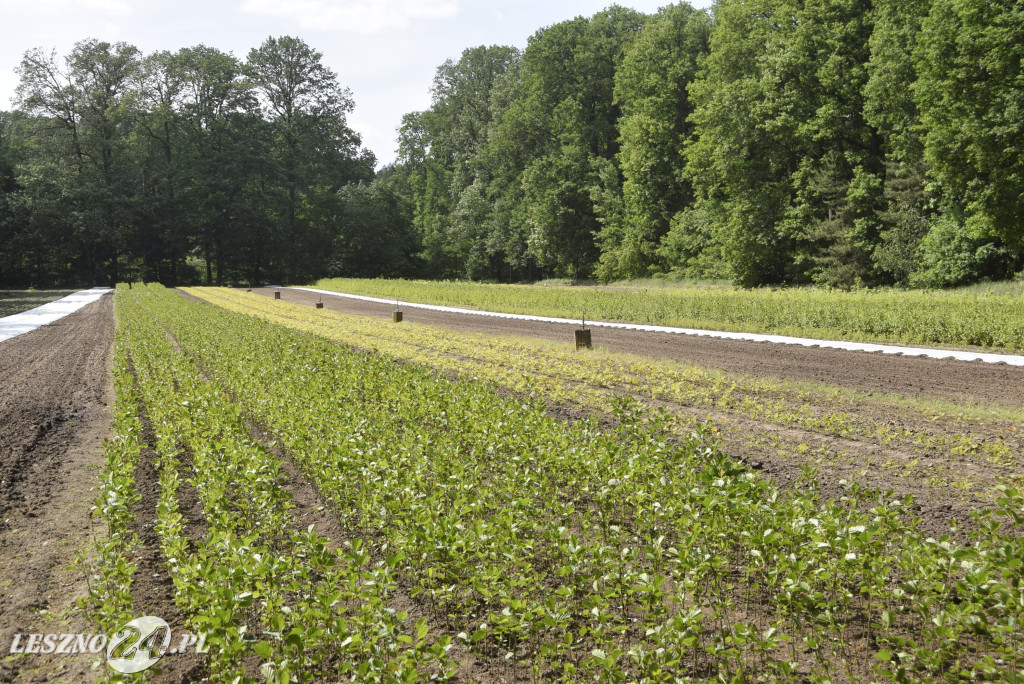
<box><xmin>84</xmin><ymin>243</ymin><xmax>96</xmax><ymax>287</ymax></box>
<box><xmin>215</xmin><ymin>241</ymin><xmax>224</xmax><ymax>286</ymax></box>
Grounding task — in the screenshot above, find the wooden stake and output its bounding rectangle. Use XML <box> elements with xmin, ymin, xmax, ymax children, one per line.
<box><xmin>575</xmin><ymin>329</ymin><xmax>592</xmax><ymax>349</ymax></box>
<box><xmin>575</xmin><ymin>309</ymin><xmax>592</xmax><ymax>349</ymax></box>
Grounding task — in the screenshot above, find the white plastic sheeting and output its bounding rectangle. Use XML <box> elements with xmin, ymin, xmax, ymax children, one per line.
<box><xmin>0</xmin><ymin>288</ymin><xmax>112</xmax><ymax>343</ymax></box>
<box><xmin>289</xmin><ymin>286</ymin><xmax>1024</xmax><ymax>367</ymax></box>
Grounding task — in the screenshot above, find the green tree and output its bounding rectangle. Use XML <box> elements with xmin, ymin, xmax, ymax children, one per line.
<box><xmin>915</xmin><ymin>0</ymin><xmax>1024</xmax><ymax>255</ymax></box>
<box><xmin>0</xmin><ymin>111</ymin><xmax>32</xmax><ymax>286</ymax></box>
<box><xmin>684</xmin><ymin>0</ymin><xmax>880</xmax><ymax>287</ymax></box>
<box><xmin>600</xmin><ymin>3</ymin><xmax>711</xmax><ymax>280</ymax></box>
<box><xmin>247</xmin><ymin>36</ymin><xmax>374</xmax><ymax>283</ymax></box>
<box><xmin>171</xmin><ymin>45</ymin><xmax>263</xmax><ymax>285</ymax></box>
<box><xmin>395</xmin><ymin>110</ymin><xmax>457</xmax><ymax>273</ymax></box>
<box><xmin>499</xmin><ymin>7</ymin><xmax>647</xmax><ymax>277</ymax></box>
<box><xmin>430</xmin><ymin>45</ymin><xmax>520</xmax><ymax>166</ymax></box>
<box><xmin>15</xmin><ymin>40</ymin><xmax>142</xmax><ymax>285</ymax></box>
<box><xmin>393</xmin><ymin>46</ymin><xmax>521</xmax><ymax>278</ymax></box>
<box><xmin>134</xmin><ymin>50</ymin><xmax>188</xmax><ymax>283</ymax></box>
<box><xmin>330</xmin><ymin>180</ymin><xmax>417</xmax><ymax>277</ymax></box>
<box><xmin>863</xmin><ymin>0</ymin><xmax>933</xmax><ymax>284</ymax></box>
<box><xmin>5</xmin><ymin>36</ymin><xmax>402</xmax><ymax>287</ymax></box>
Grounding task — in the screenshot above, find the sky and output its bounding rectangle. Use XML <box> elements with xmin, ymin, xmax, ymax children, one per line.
<box><xmin>0</xmin><ymin>0</ymin><xmax>712</xmax><ymax>167</ymax></box>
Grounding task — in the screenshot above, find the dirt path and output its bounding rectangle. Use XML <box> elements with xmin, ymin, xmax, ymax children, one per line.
<box><xmin>0</xmin><ymin>295</ymin><xmax>114</xmax><ymax>682</ymax></box>
<box><xmin>252</xmin><ymin>287</ymin><xmax>1024</xmax><ymax>409</ymax></box>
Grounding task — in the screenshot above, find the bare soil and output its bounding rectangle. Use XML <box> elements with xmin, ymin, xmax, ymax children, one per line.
<box><xmin>0</xmin><ymin>295</ymin><xmax>113</xmax><ymax>683</ymax></box>
<box><xmin>255</xmin><ymin>287</ymin><xmax>1024</xmax><ymax>409</ymax></box>
<box><xmin>242</xmin><ymin>405</ymin><xmax>490</xmax><ymax>682</ymax></box>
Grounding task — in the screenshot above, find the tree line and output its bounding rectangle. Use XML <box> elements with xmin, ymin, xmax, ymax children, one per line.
<box><xmin>384</xmin><ymin>0</ymin><xmax>1024</xmax><ymax>287</ymax></box>
<box><xmin>2</xmin><ymin>0</ymin><xmax>1022</xmax><ymax>289</ymax></box>
<box><xmin>0</xmin><ymin>36</ymin><xmax>415</xmax><ymax>287</ymax></box>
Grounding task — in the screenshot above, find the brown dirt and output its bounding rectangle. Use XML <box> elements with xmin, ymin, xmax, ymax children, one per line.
<box><xmin>246</xmin><ymin>421</ymin><xmax>347</xmax><ymax>546</ymax></box>
<box><xmin>255</xmin><ymin>287</ymin><xmax>1024</xmax><ymax>409</ymax></box>
<box><xmin>548</xmin><ymin>397</ymin><xmax>982</xmax><ymax>543</ymax></box>
<box><xmin>179</xmin><ymin>288</ymin><xmax>1019</xmax><ymax>680</ymax></box>
<box><xmin>515</xmin><ymin>363</ymin><xmax>1017</xmax><ymax>543</ymax></box>
<box><xmin>0</xmin><ymin>295</ymin><xmax>113</xmax><ymax>683</ymax></box>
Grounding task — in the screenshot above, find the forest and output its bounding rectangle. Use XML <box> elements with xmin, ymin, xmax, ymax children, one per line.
<box><xmin>1</xmin><ymin>0</ymin><xmax>1022</xmax><ymax>289</ymax></box>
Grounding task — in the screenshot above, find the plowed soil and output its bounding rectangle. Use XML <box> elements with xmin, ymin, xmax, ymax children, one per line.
<box><xmin>254</xmin><ymin>288</ymin><xmax>1024</xmax><ymax>408</ymax></box>
<box><xmin>0</xmin><ymin>294</ymin><xmax>114</xmax><ymax>682</ymax></box>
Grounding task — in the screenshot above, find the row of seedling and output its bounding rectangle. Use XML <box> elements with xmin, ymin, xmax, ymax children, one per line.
<box><xmin>145</xmin><ymin>284</ymin><xmax>1024</xmax><ymax>681</ymax></box>
<box><xmin>111</xmin><ymin>286</ymin><xmax>456</xmax><ymax>682</ymax></box>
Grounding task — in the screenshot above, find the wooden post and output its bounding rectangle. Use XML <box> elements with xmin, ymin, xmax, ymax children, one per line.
<box><xmin>575</xmin><ymin>329</ymin><xmax>592</xmax><ymax>349</ymax></box>
<box><xmin>575</xmin><ymin>310</ymin><xmax>592</xmax><ymax>349</ymax></box>
<box><xmin>393</xmin><ymin>311</ymin><xmax>403</xmax><ymax>322</ymax></box>
<box><xmin>316</xmin><ymin>302</ymin><xmax>324</xmax><ymax>309</ymax></box>
<box><xmin>274</xmin><ymin>291</ymin><xmax>281</xmax><ymax>300</ymax></box>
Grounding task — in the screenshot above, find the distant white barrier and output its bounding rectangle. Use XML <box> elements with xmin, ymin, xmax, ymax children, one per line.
<box><xmin>0</xmin><ymin>288</ymin><xmax>113</xmax><ymax>343</ymax></box>
<box><xmin>287</xmin><ymin>286</ymin><xmax>1024</xmax><ymax>367</ymax></box>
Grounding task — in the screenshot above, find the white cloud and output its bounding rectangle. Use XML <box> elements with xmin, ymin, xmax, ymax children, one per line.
<box><xmin>239</xmin><ymin>0</ymin><xmax>459</xmax><ymax>34</ymax></box>
<box><xmin>6</xmin><ymin>0</ymin><xmax>133</xmax><ymax>16</ymax></box>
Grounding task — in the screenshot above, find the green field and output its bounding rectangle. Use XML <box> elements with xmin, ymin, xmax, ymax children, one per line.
<box><xmin>84</xmin><ymin>284</ymin><xmax>1024</xmax><ymax>681</ymax></box>
<box><xmin>312</xmin><ymin>278</ymin><xmax>1024</xmax><ymax>352</ymax></box>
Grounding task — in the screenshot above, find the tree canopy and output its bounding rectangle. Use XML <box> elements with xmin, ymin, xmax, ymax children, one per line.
<box><xmin>2</xmin><ymin>2</ymin><xmax>1023</xmax><ymax>289</ymax></box>
<box><xmin>1</xmin><ymin>36</ymin><xmax>400</xmax><ymax>287</ymax></box>
<box><xmin>386</xmin><ymin>0</ymin><xmax>1023</xmax><ymax>287</ymax></box>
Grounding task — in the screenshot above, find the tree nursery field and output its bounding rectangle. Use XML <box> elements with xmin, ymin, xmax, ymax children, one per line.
<box><xmin>312</xmin><ymin>278</ymin><xmax>1024</xmax><ymax>352</ymax></box>
<box><xmin>69</xmin><ymin>284</ymin><xmax>1023</xmax><ymax>682</ymax></box>
<box><xmin>4</xmin><ymin>0</ymin><xmax>1023</xmax><ymax>678</ymax></box>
